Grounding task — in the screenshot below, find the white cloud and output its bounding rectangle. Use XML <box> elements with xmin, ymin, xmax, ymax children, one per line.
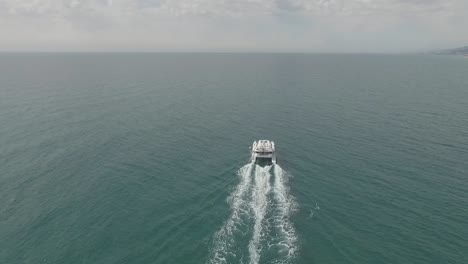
<box><xmin>0</xmin><ymin>0</ymin><xmax>467</xmax><ymax>52</ymax></box>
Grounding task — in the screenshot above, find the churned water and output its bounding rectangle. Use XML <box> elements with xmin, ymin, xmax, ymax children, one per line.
<box><xmin>1</xmin><ymin>53</ymin><xmax>467</xmax><ymax>264</ymax></box>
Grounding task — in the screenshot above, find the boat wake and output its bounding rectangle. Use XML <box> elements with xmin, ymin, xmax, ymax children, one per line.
<box><xmin>209</xmin><ymin>163</ymin><xmax>297</xmax><ymax>264</ymax></box>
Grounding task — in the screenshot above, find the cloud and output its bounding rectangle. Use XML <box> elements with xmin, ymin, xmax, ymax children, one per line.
<box><xmin>0</xmin><ymin>0</ymin><xmax>460</xmax><ymax>17</ymax></box>
<box><xmin>0</xmin><ymin>0</ymin><xmax>467</xmax><ymax>52</ymax></box>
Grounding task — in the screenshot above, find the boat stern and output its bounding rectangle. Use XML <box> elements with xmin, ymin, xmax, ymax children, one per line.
<box><xmin>251</xmin><ymin>140</ymin><xmax>276</xmax><ymax>164</ymax></box>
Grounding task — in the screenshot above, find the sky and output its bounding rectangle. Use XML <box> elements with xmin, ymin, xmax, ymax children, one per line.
<box><xmin>0</xmin><ymin>0</ymin><xmax>467</xmax><ymax>52</ymax></box>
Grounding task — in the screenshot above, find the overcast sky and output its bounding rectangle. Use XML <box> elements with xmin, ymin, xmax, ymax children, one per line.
<box><xmin>1</xmin><ymin>0</ymin><xmax>467</xmax><ymax>52</ymax></box>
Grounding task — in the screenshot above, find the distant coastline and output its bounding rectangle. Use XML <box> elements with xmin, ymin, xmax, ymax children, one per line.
<box><xmin>432</xmin><ymin>46</ymin><xmax>468</xmax><ymax>57</ymax></box>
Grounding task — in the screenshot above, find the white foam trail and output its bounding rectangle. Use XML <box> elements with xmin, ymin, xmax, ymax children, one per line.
<box><xmin>209</xmin><ymin>163</ymin><xmax>254</xmax><ymax>264</ymax></box>
<box><xmin>248</xmin><ymin>165</ymin><xmax>272</xmax><ymax>264</ymax></box>
<box><xmin>271</xmin><ymin>164</ymin><xmax>298</xmax><ymax>261</ymax></box>
<box><xmin>209</xmin><ymin>163</ymin><xmax>298</xmax><ymax>264</ymax></box>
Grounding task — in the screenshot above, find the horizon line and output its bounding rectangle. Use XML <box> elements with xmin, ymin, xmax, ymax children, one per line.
<box><xmin>0</xmin><ymin>50</ymin><xmax>422</xmax><ymax>55</ymax></box>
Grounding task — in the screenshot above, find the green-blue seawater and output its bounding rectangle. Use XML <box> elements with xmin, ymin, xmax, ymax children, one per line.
<box><xmin>1</xmin><ymin>54</ymin><xmax>467</xmax><ymax>264</ymax></box>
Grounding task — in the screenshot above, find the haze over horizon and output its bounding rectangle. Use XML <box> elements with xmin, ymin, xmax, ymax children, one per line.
<box><xmin>1</xmin><ymin>0</ymin><xmax>467</xmax><ymax>53</ymax></box>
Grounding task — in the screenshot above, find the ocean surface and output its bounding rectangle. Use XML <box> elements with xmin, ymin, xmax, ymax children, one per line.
<box><xmin>1</xmin><ymin>53</ymin><xmax>467</xmax><ymax>264</ymax></box>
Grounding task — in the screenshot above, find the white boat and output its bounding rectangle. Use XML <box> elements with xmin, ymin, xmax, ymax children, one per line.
<box><xmin>250</xmin><ymin>140</ymin><xmax>276</xmax><ymax>164</ymax></box>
